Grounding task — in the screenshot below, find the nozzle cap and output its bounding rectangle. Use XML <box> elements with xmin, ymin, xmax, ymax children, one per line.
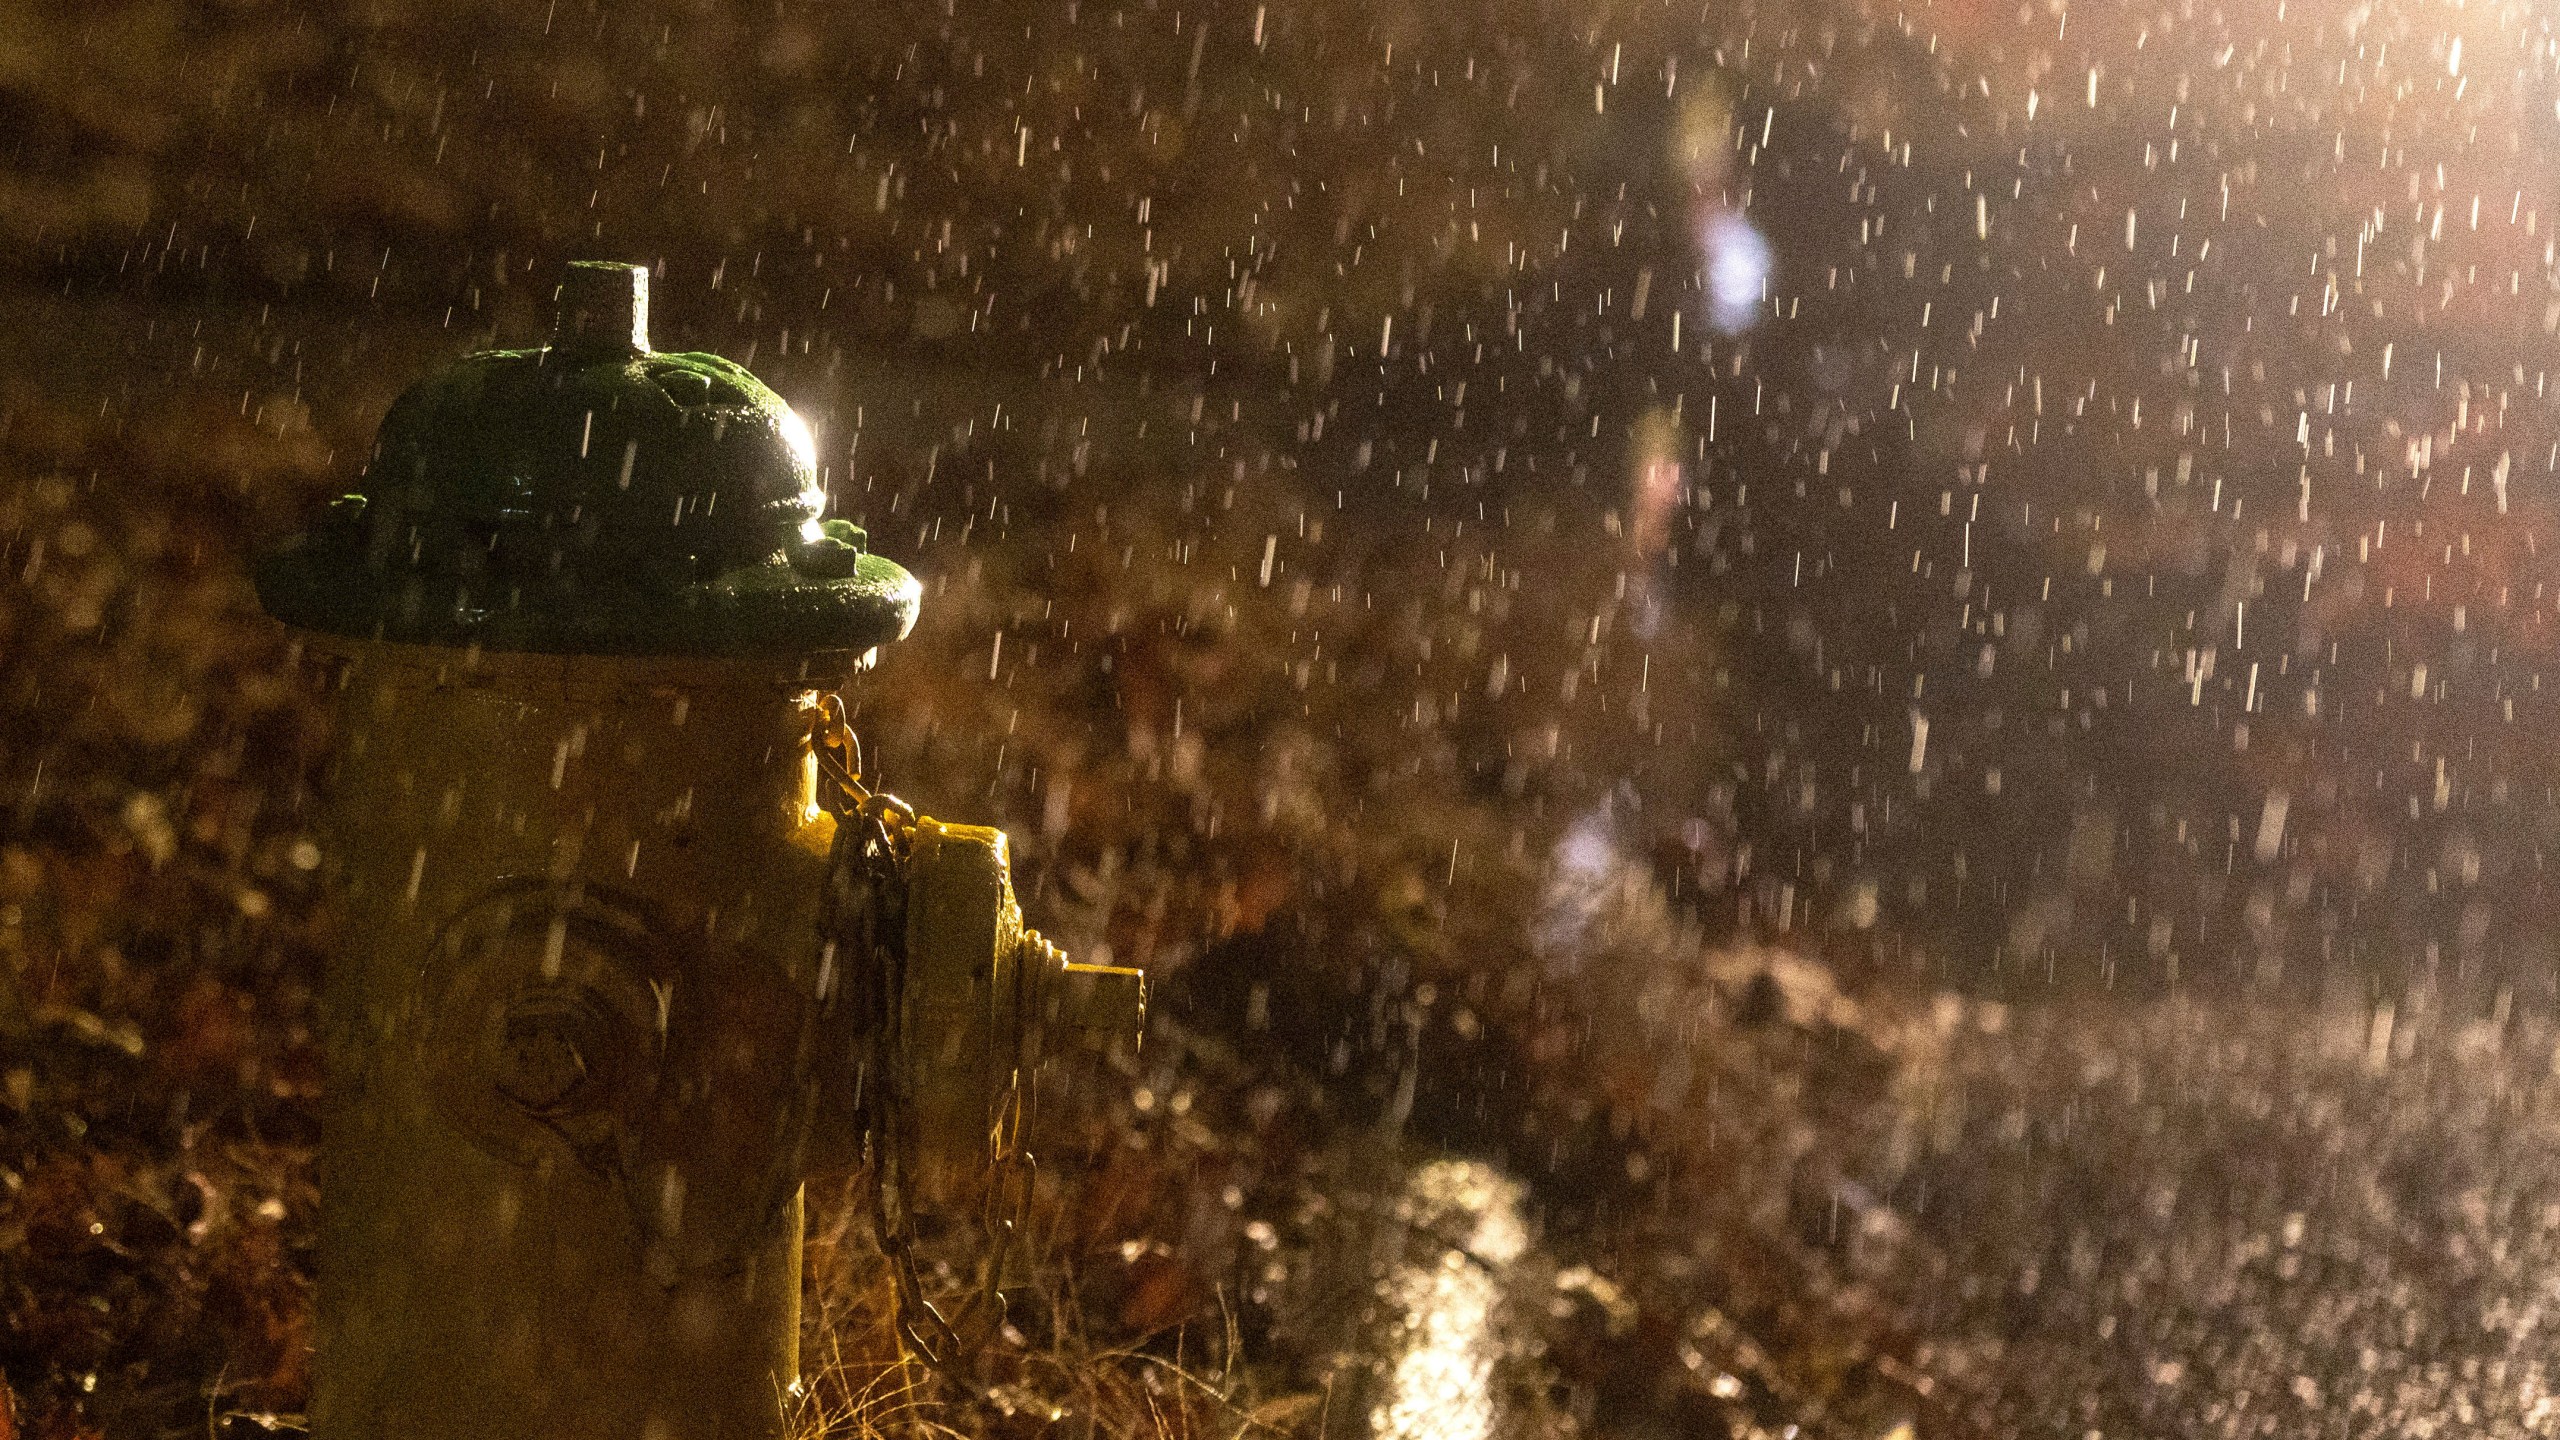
<box><xmin>1048</xmin><ymin>952</ymin><xmax>1148</xmax><ymax>1039</ymax></box>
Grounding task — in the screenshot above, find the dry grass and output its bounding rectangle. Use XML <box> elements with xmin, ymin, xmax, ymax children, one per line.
<box><xmin>766</xmin><ymin>1015</ymin><xmax>1345</xmax><ymax>1440</ymax></box>
<box><xmin>785</xmin><ymin>1183</ymin><xmax>1318</xmax><ymax>1440</ymax></box>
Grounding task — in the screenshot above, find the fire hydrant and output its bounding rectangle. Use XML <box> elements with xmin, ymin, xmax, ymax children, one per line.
<box><xmin>256</xmin><ymin>263</ymin><xmax>1144</xmax><ymax>1440</ymax></box>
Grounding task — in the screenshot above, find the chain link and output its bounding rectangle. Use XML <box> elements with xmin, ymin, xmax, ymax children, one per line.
<box><xmin>806</xmin><ymin>695</ymin><xmax>1033</xmax><ymax>1394</ymax></box>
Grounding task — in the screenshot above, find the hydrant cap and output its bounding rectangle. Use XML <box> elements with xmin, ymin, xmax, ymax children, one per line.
<box><xmin>255</xmin><ymin>261</ymin><xmax>920</xmax><ymax>658</ymax></box>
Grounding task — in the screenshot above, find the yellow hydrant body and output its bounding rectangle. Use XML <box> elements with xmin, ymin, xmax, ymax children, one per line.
<box><xmin>313</xmin><ymin>647</ymin><xmax>833</xmax><ymax>1439</ymax></box>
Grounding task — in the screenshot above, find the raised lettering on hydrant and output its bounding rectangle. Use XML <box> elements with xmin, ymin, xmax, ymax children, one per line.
<box><xmin>256</xmin><ymin>263</ymin><xmax>1143</xmax><ymax>1440</ymax></box>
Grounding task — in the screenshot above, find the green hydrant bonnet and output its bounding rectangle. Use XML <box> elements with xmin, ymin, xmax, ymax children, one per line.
<box><xmin>256</xmin><ymin>262</ymin><xmax>919</xmax><ymax>658</ymax></box>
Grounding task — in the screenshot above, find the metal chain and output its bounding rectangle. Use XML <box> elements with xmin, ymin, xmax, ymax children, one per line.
<box><xmin>806</xmin><ymin>696</ymin><xmax>1036</xmax><ymax>1394</ymax></box>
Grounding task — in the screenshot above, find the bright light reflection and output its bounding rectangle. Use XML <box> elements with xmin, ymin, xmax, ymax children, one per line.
<box><xmin>1630</xmin><ymin>406</ymin><xmax>1684</xmax><ymax>560</ymax></box>
<box><xmin>1374</xmin><ymin>1255</ymin><xmax>1499</xmax><ymax>1440</ymax></box>
<box><xmin>1535</xmin><ymin>803</ymin><xmax>1625</xmax><ymax>969</ymax></box>
<box><xmin>1370</xmin><ymin>1160</ymin><xmax>1526</xmax><ymax>1440</ymax></box>
<box><xmin>799</xmin><ymin>749</ymin><xmax>825</xmax><ymax>825</ymax></box>
<box><xmin>778</xmin><ymin>407</ymin><xmax>819</xmax><ymax>473</ymax></box>
<box><xmin>1699</xmin><ymin>209</ymin><xmax>1772</xmax><ymax>334</ymax></box>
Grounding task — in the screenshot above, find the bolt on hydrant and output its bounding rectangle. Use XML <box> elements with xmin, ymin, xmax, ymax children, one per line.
<box><xmin>255</xmin><ymin>263</ymin><xmax>1144</xmax><ymax>1440</ymax></box>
